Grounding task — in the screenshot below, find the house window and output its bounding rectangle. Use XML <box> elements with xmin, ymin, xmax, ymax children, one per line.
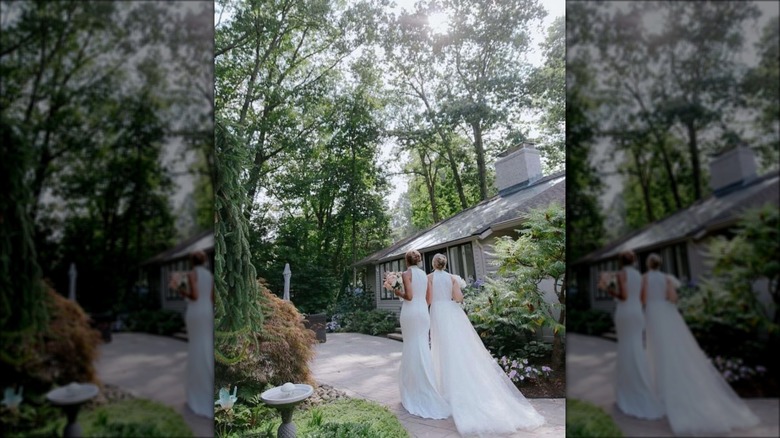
<box><xmin>423</xmin><ymin>243</ymin><xmax>476</xmax><ymax>282</ymax></box>
<box><xmin>661</xmin><ymin>243</ymin><xmax>691</xmax><ymax>286</ymax></box>
<box><xmin>447</xmin><ymin>243</ymin><xmax>475</xmax><ymax>282</ymax></box>
<box><xmin>379</xmin><ymin>258</ymin><xmax>404</xmax><ymax>300</ymax></box>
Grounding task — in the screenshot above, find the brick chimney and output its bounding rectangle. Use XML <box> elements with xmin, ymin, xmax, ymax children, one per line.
<box><xmin>495</xmin><ymin>143</ymin><xmax>543</xmax><ymax>196</ymax></box>
<box><xmin>709</xmin><ymin>145</ymin><xmax>757</xmax><ymax>196</ymax></box>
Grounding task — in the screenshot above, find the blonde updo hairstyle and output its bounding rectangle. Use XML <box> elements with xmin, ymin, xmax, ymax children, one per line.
<box><xmin>646</xmin><ymin>253</ymin><xmax>662</xmax><ymax>270</ymax></box>
<box><xmin>432</xmin><ymin>253</ymin><xmax>447</xmax><ymax>270</ymax></box>
<box><xmin>405</xmin><ymin>249</ymin><xmax>422</xmax><ymax>268</ymax></box>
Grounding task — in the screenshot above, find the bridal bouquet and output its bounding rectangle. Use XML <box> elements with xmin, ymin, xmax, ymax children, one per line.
<box><xmin>597</xmin><ymin>271</ymin><xmax>617</xmax><ymax>292</ymax></box>
<box><xmin>452</xmin><ymin>274</ymin><xmax>467</xmax><ymax>289</ymax></box>
<box><xmin>383</xmin><ymin>271</ymin><xmax>404</xmax><ymax>299</ymax></box>
<box><xmin>168</xmin><ymin>271</ymin><xmax>188</xmax><ymax>294</ymax></box>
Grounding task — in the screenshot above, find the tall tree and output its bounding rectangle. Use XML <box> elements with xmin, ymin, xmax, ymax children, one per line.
<box><xmin>528</xmin><ymin>15</ymin><xmax>565</xmax><ymax>171</ymax></box>
<box><xmin>440</xmin><ymin>0</ymin><xmax>546</xmax><ymax>200</ymax></box>
<box><xmin>215</xmin><ymin>0</ymin><xmax>383</xmax><ymax>215</ymax></box>
<box><xmin>648</xmin><ymin>1</ymin><xmax>761</xmax><ymax>200</ymax></box>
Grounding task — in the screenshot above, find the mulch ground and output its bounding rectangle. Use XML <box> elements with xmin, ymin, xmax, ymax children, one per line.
<box><xmin>517</xmin><ymin>357</ymin><xmax>565</xmax><ymax>399</ymax></box>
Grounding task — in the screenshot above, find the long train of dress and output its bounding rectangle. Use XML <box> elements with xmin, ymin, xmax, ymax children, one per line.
<box><xmin>429</xmin><ymin>270</ymin><xmax>544</xmax><ymax>436</ymax></box>
<box><xmin>645</xmin><ymin>271</ymin><xmax>759</xmax><ymax>436</ymax></box>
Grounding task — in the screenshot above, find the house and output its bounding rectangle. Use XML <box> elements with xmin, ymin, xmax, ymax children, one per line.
<box><xmin>572</xmin><ymin>146</ymin><xmax>779</xmax><ymax>314</ymax></box>
<box><xmin>353</xmin><ymin>144</ymin><xmax>566</xmax><ymax>339</ymax></box>
<box><xmin>141</xmin><ymin>229</ymin><xmax>215</xmax><ymax>314</ymax></box>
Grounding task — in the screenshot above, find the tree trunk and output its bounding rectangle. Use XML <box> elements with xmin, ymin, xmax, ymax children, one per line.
<box><xmin>471</xmin><ymin>122</ymin><xmax>488</xmax><ymax>200</ymax></box>
<box><xmin>654</xmin><ymin>136</ymin><xmax>683</xmax><ymax>209</ymax></box>
<box><xmin>417</xmin><ymin>94</ymin><xmax>468</xmax><ymax>209</ymax></box>
<box><xmin>632</xmin><ymin>149</ymin><xmax>655</xmax><ymax>223</ymax></box>
<box><xmin>419</xmin><ymin>149</ymin><xmax>440</xmax><ymax>223</ymax></box>
<box><xmin>440</xmin><ymin>141</ymin><xmax>469</xmax><ymax>209</ymax></box>
<box><xmin>686</xmin><ymin>121</ymin><xmax>702</xmax><ymax>200</ymax></box>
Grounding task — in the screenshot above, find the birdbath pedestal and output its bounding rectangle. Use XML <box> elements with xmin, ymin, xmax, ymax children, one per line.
<box><xmin>46</xmin><ymin>382</ymin><xmax>99</xmax><ymax>438</ymax></box>
<box><xmin>260</xmin><ymin>382</ymin><xmax>314</xmax><ymax>438</ymax></box>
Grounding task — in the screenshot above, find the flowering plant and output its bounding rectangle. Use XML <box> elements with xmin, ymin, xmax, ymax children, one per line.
<box><xmin>496</xmin><ymin>356</ymin><xmax>552</xmax><ymax>384</ymax></box>
<box><xmin>215</xmin><ymin>386</ymin><xmax>238</xmax><ymax>411</ymax></box>
<box><xmin>709</xmin><ymin>356</ymin><xmax>767</xmax><ymax>383</ymax></box>
<box><xmin>383</xmin><ymin>271</ymin><xmax>404</xmax><ymax>299</ymax></box>
<box><xmin>597</xmin><ymin>271</ymin><xmax>617</xmax><ymax>293</ymax></box>
<box><xmin>1</xmin><ymin>386</ymin><xmax>23</xmax><ymax>411</ymax></box>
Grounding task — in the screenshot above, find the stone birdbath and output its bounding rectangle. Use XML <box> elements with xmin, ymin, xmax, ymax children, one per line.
<box><xmin>260</xmin><ymin>382</ymin><xmax>314</xmax><ymax>438</ymax></box>
<box><xmin>46</xmin><ymin>382</ymin><xmax>99</xmax><ymax>438</ymax></box>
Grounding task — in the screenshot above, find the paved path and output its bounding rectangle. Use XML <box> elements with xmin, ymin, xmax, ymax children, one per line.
<box><xmin>567</xmin><ymin>333</ymin><xmax>779</xmax><ymax>437</ymax></box>
<box><xmin>311</xmin><ymin>332</ymin><xmax>565</xmax><ymax>438</ymax></box>
<box><xmin>95</xmin><ymin>332</ymin><xmax>213</xmax><ymax>437</ymax></box>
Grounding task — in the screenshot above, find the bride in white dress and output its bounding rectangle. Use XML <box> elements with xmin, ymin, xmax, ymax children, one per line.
<box><xmin>394</xmin><ymin>250</ymin><xmax>450</xmax><ymax>419</ymax></box>
<box><xmin>427</xmin><ymin>253</ymin><xmax>544</xmax><ymax>436</ymax></box>
<box><xmin>642</xmin><ymin>253</ymin><xmax>759</xmax><ymax>436</ymax></box>
<box><xmin>180</xmin><ymin>251</ymin><xmax>215</xmax><ymax>419</ymax></box>
<box><xmin>608</xmin><ymin>250</ymin><xmax>663</xmax><ymax>419</ymax></box>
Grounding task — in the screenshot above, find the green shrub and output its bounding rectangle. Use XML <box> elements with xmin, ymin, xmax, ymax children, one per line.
<box><xmin>462</xmin><ymin>282</ymin><xmax>541</xmax><ymax>358</ymax></box>
<box><xmin>327</xmin><ymin>285</ymin><xmax>375</xmax><ymax>318</ymax></box>
<box><xmin>338</xmin><ymin>310</ymin><xmax>397</xmax><ymax>336</ymax></box>
<box><xmin>124</xmin><ymin>309</ymin><xmax>184</xmax><ymax>336</ymax></box>
<box><xmin>568</xmin><ymin>309</ymin><xmax>613</xmax><ymax>336</ymax></box>
<box><xmin>216</xmin><ymin>281</ymin><xmax>317</xmax><ymax>390</ymax></box>
<box><xmin>566</xmin><ymin>399</ymin><xmax>623</xmax><ymax>438</ymax></box>
<box><xmin>1</xmin><ymin>286</ymin><xmax>102</xmax><ymax>397</ymax></box>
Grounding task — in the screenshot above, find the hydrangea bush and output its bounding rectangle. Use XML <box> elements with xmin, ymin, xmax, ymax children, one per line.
<box><xmin>496</xmin><ymin>356</ymin><xmax>552</xmax><ymax>384</ymax></box>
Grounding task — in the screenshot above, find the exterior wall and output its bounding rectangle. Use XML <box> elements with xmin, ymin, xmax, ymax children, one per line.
<box><xmin>480</xmin><ymin>230</ymin><xmax>518</xmax><ymax>277</ymax></box>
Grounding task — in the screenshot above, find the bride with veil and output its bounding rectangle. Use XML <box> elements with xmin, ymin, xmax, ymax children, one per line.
<box><xmin>427</xmin><ymin>253</ymin><xmax>544</xmax><ymax>436</ymax></box>
<box><xmin>642</xmin><ymin>253</ymin><xmax>759</xmax><ymax>436</ymax></box>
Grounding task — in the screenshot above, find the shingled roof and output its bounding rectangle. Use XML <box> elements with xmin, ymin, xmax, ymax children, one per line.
<box><xmin>574</xmin><ymin>170</ymin><xmax>779</xmax><ymax>265</ymax></box>
<box><xmin>354</xmin><ymin>171</ymin><xmax>566</xmax><ymax>266</ymax></box>
<box><xmin>141</xmin><ymin>229</ymin><xmax>214</xmax><ymax>266</ymax></box>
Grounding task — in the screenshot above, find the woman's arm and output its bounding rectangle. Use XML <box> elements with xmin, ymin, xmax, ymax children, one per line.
<box><xmin>211</xmin><ymin>282</ymin><xmax>215</xmax><ymax>305</ymax></box>
<box><xmin>187</xmin><ymin>270</ymin><xmax>199</xmax><ymax>301</ymax></box>
<box><xmin>426</xmin><ymin>274</ymin><xmax>433</xmax><ymax>306</ymax></box>
<box><xmin>612</xmin><ymin>270</ymin><xmax>627</xmax><ymax>301</ymax></box>
<box><xmin>451</xmin><ymin>276</ymin><xmax>464</xmax><ymax>303</ymax></box>
<box><xmin>398</xmin><ymin>270</ymin><xmax>413</xmax><ymax>301</ymax></box>
<box><xmin>666</xmin><ymin>277</ymin><xmax>678</xmax><ymax>304</ymax></box>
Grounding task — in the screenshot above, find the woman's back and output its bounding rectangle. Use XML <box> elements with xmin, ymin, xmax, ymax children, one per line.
<box><xmin>621</xmin><ymin>267</ymin><xmax>642</xmax><ymax>305</ymax></box>
<box><xmin>644</xmin><ymin>270</ymin><xmax>667</xmax><ymax>303</ymax></box>
<box><xmin>430</xmin><ymin>270</ymin><xmax>452</xmax><ymax>303</ymax></box>
<box><xmin>409</xmin><ymin>267</ymin><xmax>427</xmax><ymax>306</ymax></box>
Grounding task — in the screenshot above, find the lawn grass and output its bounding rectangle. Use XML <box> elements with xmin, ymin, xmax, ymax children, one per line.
<box><xmin>566</xmin><ymin>398</ymin><xmax>623</xmax><ymax>438</ymax></box>
<box><xmin>14</xmin><ymin>398</ymin><xmax>191</xmax><ymax>438</ymax></box>
<box><xmin>239</xmin><ymin>398</ymin><xmax>409</xmax><ymax>438</ymax></box>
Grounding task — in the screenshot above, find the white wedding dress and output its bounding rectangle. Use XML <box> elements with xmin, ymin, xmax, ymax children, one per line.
<box><xmin>186</xmin><ymin>265</ymin><xmax>215</xmax><ymax>418</ymax></box>
<box><xmin>614</xmin><ymin>266</ymin><xmax>664</xmax><ymax>419</ymax></box>
<box><xmin>429</xmin><ymin>269</ymin><xmax>544</xmax><ymax>436</ymax></box>
<box><xmin>398</xmin><ymin>266</ymin><xmax>451</xmax><ymax>419</ymax></box>
<box><xmin>644</xmin><ymin>270</ymin><xmax>759</xmax><ymax>436</ymax></box>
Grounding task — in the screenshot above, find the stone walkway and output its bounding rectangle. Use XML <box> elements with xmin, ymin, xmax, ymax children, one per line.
<box><xmin>94</xmin><ymin>332</ymin><xmax>213</xmax><ymax>437</ymax></box>
<box><xmin>311</xmin><ymin>332</ymin><xmax>565</xmax><ymax>438</ymax></box>
<box><xmin>567</xmin><ymin>333</ymin><xmax>780</xmax><ymax>437</ymax></box>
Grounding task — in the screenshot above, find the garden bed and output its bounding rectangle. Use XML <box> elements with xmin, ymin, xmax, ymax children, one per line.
<box><xmin>517</xmin><ymin>358</ymin><xmax>566</xmax><ymax>399</ymax></box>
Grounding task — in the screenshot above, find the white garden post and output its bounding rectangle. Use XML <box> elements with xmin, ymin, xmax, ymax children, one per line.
<box><xmin>68</xmin><ymin>263</ymin><xmax>77</xmax><ymax>302</ymax></box>
<box><xmin>283</xmin><ymin>263</ymin><xmax>291</xmax><ymax>301</ymax></box>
